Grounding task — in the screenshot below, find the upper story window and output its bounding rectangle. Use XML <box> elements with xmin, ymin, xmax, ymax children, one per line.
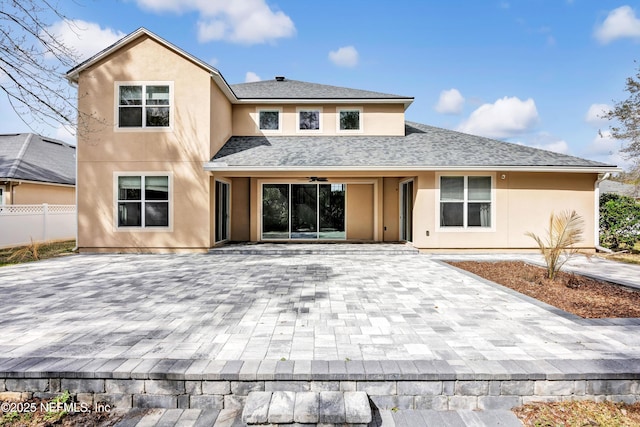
<box><xmin>257</xmin><ymin>108</ymin><xmax>281</xmax><ymax>133</ymax></box>
<box><xmin>297</xmin><ymin>107</ymin><xmax>323</xmax><ymax>132</ymax></box>
<box><xmin>439</xmin><ymin>175</ymin><xmax>493</xmax><ymax>229</ymax></box>
<box><xmin>117</xmin><ymin>82</ymin><xmax>172</xmax><ymax>129</ymax></box>
<box><xmin>337</xmin><ymin>108</ymin><xmax>362</xmax><ymax>132</ymax></box>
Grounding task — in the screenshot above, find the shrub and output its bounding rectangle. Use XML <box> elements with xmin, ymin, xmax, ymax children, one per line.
<box><xmin>599</xmin><ymin>193</ymin><xmax>640</xmax><ymax>251</ymax></box>
<box><xmin>526</xmin><ymin>210</ymin><xmax>585</xmax><ymax>280</ymax></box>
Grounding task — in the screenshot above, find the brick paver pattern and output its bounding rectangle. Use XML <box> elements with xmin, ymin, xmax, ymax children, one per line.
<box><xmin>0</xmin><ymin>253</ymin><xmax>639</xmax><ymax>362</ymax></box>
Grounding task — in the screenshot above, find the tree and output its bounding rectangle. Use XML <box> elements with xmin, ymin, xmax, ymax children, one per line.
<box><xmin>599</xmin><ymin>193</ymin><xmax>640</xmax><ymax>251</ymax></box>
<box><xmin>0</xmin><ymin>0</ymin><xmax>78</xmax><ymax>131</ymax></box>
<box><xmin>604</xmin><ymin>65</ymin><xmax>640</xmax><ymax>160</ymax></box>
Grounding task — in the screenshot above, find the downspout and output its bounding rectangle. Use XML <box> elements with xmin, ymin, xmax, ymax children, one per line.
<box><xmin>594</xmin><ymin>172</ymin><xmax>612</xmax><ymax>253</ymax></box>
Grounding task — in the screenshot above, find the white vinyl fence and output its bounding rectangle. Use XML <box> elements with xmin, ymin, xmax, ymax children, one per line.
<box><xmin>0</xmin><ymin>204</ymin><xmax>76</xmax><ymax>248</ymax></box>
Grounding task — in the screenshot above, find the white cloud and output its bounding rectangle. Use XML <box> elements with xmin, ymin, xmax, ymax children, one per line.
<box><xmin>585</xmin><ymin>131</ymin><xmax>633</xmax><ymax>167</ymax></box>
<box><xmin>594</xmin><ymin>5</ymin><xmax>640</xmax><ymax>44</ymax></box>
<box><xmin>135</xmin><ymin>0</ymin><xmax>295</xmax><ymax>45</ymax></box>
<box><xmin>527</xmin><ymin>133</ymin><xmax>571</xmax><ymax>154</ymax></box>
<box><xmin>585</xmin><ymin>103</ymin><xmax>612</xmax><ymax>126</ymax></box>
<box><xmin>435</xmin><ymin>88</ymin><xmax>465</xmax><ymax>114</ymax></box>
<box><xmin>587</xmin><ymin>130</ymin><xmax>619</xmax><ymax>156</ymax></box>
<box><xmin>328</xmin><ymin>46</ymin><xmax>359</xmax><ymax>68</ymax></box>
<box><xmin>245</xmin><ymin>71</ymin><xmax>261</xmax><ymax>83</ymax></box>
<box><xmin>457</xmin><ymin>96</ymin><xmax>539</xmax><ymax>138</ymax></box>
<box><xmin>46</xmin><ymin>20</ymin><xmax>125</xmax><ymax>61</ymax></box>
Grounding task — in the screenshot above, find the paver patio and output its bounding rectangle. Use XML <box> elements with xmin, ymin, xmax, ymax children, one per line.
<box><xmin>0</xmin><ymin>250</ymin><xmax>638</xmax><ymax>362</ymax></box>
<box><xmin>1</xmin><ymin>247</ymin><xmax>639</xmax><ymax>426</ymax></box>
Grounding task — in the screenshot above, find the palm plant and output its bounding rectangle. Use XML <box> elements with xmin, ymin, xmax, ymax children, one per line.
<box><xmin>526</xmin><ymin>210</ymin><xmax>585</xmax><ymax>280</ymax></box>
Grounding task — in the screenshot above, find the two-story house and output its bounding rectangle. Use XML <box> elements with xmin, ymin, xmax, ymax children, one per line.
<box><xmin>65</xmin><ymin>28</ymin><xmax>616</xmax><ymax>253</ymax></box>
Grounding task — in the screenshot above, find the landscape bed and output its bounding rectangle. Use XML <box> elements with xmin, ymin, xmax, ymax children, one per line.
<box><xmin>447</xmin><ymin>260</ymin><xmax>640</xmax><ymax>318</ymax></box>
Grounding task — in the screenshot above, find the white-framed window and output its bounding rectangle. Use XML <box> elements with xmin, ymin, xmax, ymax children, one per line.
<box><xmin>256</xmin><ymin>108</ymin><xmax>281</xmax><ymax>133</ymax></box>
<box><xmin>0</xmin><ymin>187</ymin><xmax>4</xmax><ymax>205</ymax></box>
<box><xmin>116</xmin><ymin>82</ymin><xmax>173</xmax><ymax>129</ymax></box>
<box><xmin>337</xmin><ymin>107</ymin><xmax>362</xmax><ymax>133</ymax></box>
<box><xmin>115</xmin><ymin>173</ymin><xmax>171</xmax><ymax>229</ymax></box>
<box><xmin>296</xmin><ymin>107</ymin><xmax>323</xmax><ymax>132</ymax></box>
<box><xmin>437</xmin><ymin>174</ymin><xmax>494</xmax><ymax>229</ymax></box>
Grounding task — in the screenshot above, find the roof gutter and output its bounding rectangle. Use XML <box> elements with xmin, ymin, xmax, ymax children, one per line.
<box><xmin>203</xmin><ymin>163</ymin><xmax>621</xmax><ymax>174</ymax></box>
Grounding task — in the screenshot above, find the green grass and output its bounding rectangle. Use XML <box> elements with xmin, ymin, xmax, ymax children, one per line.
<box><xmin>0</xmin><ymin>240</ymin><xmax>76</xmax><ymax>267</ymax></box>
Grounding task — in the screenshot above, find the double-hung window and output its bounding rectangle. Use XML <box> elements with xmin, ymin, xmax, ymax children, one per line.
<box><xmin>117</xmin><ymin>82</ymin><xmax>172</xmax><ymax>128</ymax></box>
<box><xmin>117</xmin><ymin>174</ymin><xmax>170</xmax><ymax>228</ymax></box>
<box><xmin>440</xmin><ymin>176</ymin><xmax>492</xmax><ymax>228</ymax></box>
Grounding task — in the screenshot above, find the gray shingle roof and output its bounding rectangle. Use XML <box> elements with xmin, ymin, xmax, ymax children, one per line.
<box><xmin>230</xmin><ymin>78</ymin><xmax>412</xmax><ymax>100</ymax></box>
<box><xmin>0</xmin><ymin>134</ymin><xmax>76</xmax><ymax>185</ymax></box>
<box><xmin>210</xmin><ymin>121</ymin><xmax>613</xmax><ymax>170</ymax></box>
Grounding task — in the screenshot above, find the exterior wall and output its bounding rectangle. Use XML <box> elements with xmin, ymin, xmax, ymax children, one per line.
<box><xmin>412</xmin><ymin>171</ymin><xmax>598</xmax><ymax>250</ymax></box>
<box><xmin>346</xmin><ymin>184</ymin><xmax>374</xmax><ymax>240</ymax></box>
<box><xmin>382</xmin><ymin>178</ymin><xmax>399</xmax><ymax>242</ymax></box>
<box><xmin>210</xmin><ymin>81</ymin><xmax>233</xmax><ymax>158</ymax></box>
<box><xmin>76</xmin><ymin>35</ymin><xmax>215</xmax><ymax>252</ymax></box>
<box><xmin>230</xmin><ymin>177</ymin><xmax>250</xmax><ymax>241</ymax></box>
<box><xmin>9</xmin><ymin>183</ymin><xmax>75</xmax><ymax>205</ymax></box>
<box><xmin>232</xmin><ymin>104</ymin><xmax>405</xmax><ymax>136</ymax></box>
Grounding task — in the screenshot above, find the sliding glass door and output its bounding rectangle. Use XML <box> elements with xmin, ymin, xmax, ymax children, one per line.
<box><xmin>400</xmin><ymin>180</ymin><xmax>413</xmax><ymax>242</ymax></box>
<box><xmin>262</xmin><ymin>183</ymin><xmax>345</xmax><ymax>240</ymax></box>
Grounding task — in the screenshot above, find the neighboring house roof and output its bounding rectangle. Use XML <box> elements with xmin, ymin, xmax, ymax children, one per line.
<box><xmin>600</xmin><ymin>180</ymin><xmax>639</xmax><ymax>198</ymax></box>
<box><xmin>231</xmin><ymin>79</ymin><xmax>413</xmax><ymax>107</ymax></box>
<box><xmin>207</xmin><ymin>122</ymin><xmax>616</xmax><ymax>173</ymax></box>
<box><xmin>0</xmin><ymin>134</ymin><xmax>76</xmax><ymax>185</ymax></box>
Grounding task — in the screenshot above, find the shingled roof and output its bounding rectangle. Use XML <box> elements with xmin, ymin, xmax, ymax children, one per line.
<box><xmin>0</xmin><ymin>134</ymin><xmax>76</xmax><ymax>185</ymax></box>
<box><xmin>230</xmin><ymin>78</ymin><xmax>413</xmax><ymax>101</ymax></box>
<box><xmin>207</xmin><ymin>122</ymin><xmax>614</xmax><ymax>171</ymax></box>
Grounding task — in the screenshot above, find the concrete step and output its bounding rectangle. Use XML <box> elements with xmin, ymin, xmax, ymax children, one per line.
<box><xmin>372</xmin><ymin>409</ymin><xmax>523</xmax><ymax>427</ymax></box>
<box><xmin>242</xmin><ymin>391</ymin><xmax>372</xmax><ymax>425</ymax></box>
<box><xmin>208</xmin><ymin>243</ymin><xmax>419</xmax><ymax>255</ymax></box>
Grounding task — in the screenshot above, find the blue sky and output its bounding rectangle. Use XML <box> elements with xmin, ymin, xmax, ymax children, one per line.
<box><xmin>2</xmin><ymin>0</ymin><xmax>640</xmax><ymax>169</ymax></box>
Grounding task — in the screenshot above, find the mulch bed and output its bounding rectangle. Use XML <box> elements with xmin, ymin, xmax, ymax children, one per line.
<box><xmin>514</xmin><ymin>400</ymin><xmax>640</xmax><ymax>426</ymax></box>
<box><xmin>447</xmin><ymin>260</ymin><xmax>640</xmax><ymax>318</ymax></box>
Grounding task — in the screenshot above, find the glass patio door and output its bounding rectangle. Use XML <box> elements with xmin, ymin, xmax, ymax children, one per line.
<box><xmin>215</xmin><ymin>180</ymin><xmax>230</xmax><ymax>242</ymax></box>
<box><xmin>262</xmin><ymin>183</ymin><xmax>345</xmax><ymax>240</ymax></box>
<box><xmin>400</xmin><ymin>180</ymin><xmax>413</xmax><ymax>242</ymax></box>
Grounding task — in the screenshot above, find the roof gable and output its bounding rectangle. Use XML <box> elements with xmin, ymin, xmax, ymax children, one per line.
<box><xmin>0</xmin><ymin>134</ymin><xmax>76</xmax><ymax>185</ymax></box>
<box><xmin>65</xmin><ymin>28</ymin><xmax>237</xmax><ymax>102</ymax></box>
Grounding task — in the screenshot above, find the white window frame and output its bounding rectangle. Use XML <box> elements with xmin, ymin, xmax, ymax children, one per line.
<box><xmin>114</xmin><ymin>81</ymin><xmax>174</xmax><ymax>131</ymax></box>
<box><xmin>296</xmin><ymin>107</ymin><xmax>323</xmax><ymax>133</ymax></box>
<box><xmin>0</xmin><ymin>186</ymin><xmax>5</xmax><ymax>205</ymax></box>
<box><xmin>255</xmin><ymin>107</ymin><xmax>282</xmax><ymax>133</ymax></box>
<box><xmin>336</xmin><ymin>107</ymin><xmax>363</xmax><ymax>133</ymax></box>
<box><xmin>113</xmin><ymin>172</ymin><xmax>173</xmax><ymax>231</ymax></box>
<box><xmin>435</xmin><ymin>172</ymin><xmax>496</xmax><ymax>232</ymax></box>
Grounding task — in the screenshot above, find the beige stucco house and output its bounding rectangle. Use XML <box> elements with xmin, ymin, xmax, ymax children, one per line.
<box><xmin>65</xmin><ymin>28</ymin><xmax>617</xmax><ymax>253</ymax></box>
<box><xmin>0</xmin><ymin>133</ymin><xmax>75</xmax><ymax>206</ymax></box>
